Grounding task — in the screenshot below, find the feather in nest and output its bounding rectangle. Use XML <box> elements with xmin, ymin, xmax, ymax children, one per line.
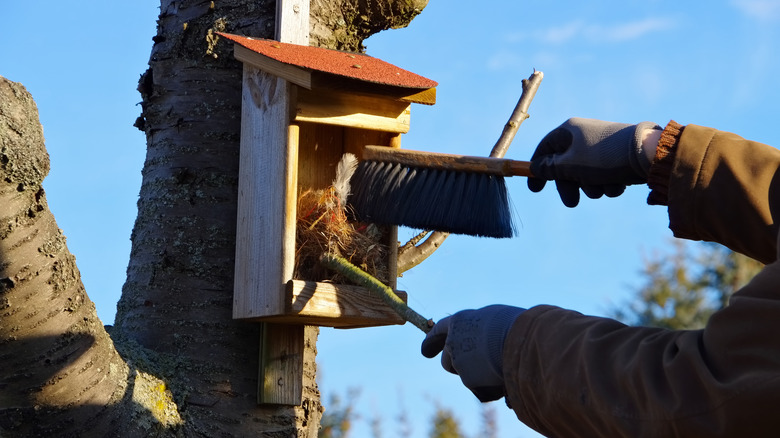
<box><xmin>294</xmin><ymin>153</ymin><xmax>389</xmax><ymax>284</ymax></box>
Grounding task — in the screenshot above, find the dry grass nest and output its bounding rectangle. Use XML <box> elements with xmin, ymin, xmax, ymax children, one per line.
<box><xmin>295</xmin><ymin>187</ymin><xmax>390</xmax><ymax>284</ymax></box>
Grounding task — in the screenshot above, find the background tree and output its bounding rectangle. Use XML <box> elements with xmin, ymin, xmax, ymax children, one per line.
<box><xmin>317</xmin><ymin>388</ymin><xmax>501</xmax><ymax>438</ymax></box>
<box><xmin>320</xmin><ymin>388</ymin><xmax>360</xmax><ymax>438</ymax></box>
<box><xmin>429</xmin><ymin>405</ymin><xmax>465</xmax><ymax>438</ymax></box>
<box><xmin>612</xmin><ymin>240</ymin><xmax>764</xmax><ymax>330</ymax></box>
<box><xmin>1</xmin><ymin>0</ymin><xmax>427</xmax><ymax>436</ymax></box>
<box><xmin>479</xmin><ymin>403</ymin><xmax>498</xmax><ymax>438</ymax></box>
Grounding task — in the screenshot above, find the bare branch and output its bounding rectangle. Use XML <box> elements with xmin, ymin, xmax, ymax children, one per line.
<box><xmin>396</xmin><ymin>70</ymin><xmax>544</xmax><ymax>274</ymax></box>
<box><xmin>398</xmin><ymin>231</ymin><xmax>449</xmax><ymax>274</ymax></box>
<box><xmin>490</xmin><ymin>70</ymin><xmax>544</xmax><ymax>159</ymax></box>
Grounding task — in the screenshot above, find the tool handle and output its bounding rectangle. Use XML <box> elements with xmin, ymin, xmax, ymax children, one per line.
<box><xmin>504</xmin><ymin>159</ymin><xmax>533</xmax><ymax>177</ymax></box>
<box><xmin>362</xmin><ymin>146</ymin><xmax>534</xmax><ymax>177</ymax></box>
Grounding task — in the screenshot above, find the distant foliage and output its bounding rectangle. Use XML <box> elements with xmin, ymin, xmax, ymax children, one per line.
<box><xmin>479</xmin><ymin>403</ymin><xmax>498</xmax><ymax>438</ymax></box>
<box><xmin>430</xmin><ymin>405</ymin><xmax>465</xmax><ymax>438</ymax></box>
<box><xmin>370</xmin><ymin>413</ymin><xmax>383</xmax><ymax>438</ymax></box>
<box><xmin>396</xmin><ymin>392</ymin><xmax>413</xmax><ymax>438</ymax></box>
<box><xmin>320</xmin><ymin>388</ymin><xmax>360</xmax><ymax>438</ymax></box>
<box><xmin>320</xmin><ymin>388</ymin><xmax>500</xmax><ymax>438</ymax></box>
<box><xmin>613</xmin><ymin>241</ymin><xmax>763</xmax><ymax>330</ymax></box>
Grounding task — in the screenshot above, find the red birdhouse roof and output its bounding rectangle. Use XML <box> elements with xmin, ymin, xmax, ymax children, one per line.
<box><xmin>218</xmin><ymin>33</ymin><xmax>437</xmax><ymax>104</ymax></box>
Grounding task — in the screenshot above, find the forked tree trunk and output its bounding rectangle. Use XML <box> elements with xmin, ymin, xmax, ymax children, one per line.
<box><xmin>0</xmin><ymin>76</ymin><xmax>142</xmax><ymax>437</ymax></box>
<box><xmin>1</xmin><ymin>0</ymin><xmax>426</xmax><ymax>436</ymax></box>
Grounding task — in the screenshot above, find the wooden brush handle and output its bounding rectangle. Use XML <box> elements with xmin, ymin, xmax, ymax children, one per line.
<box><xmin>362</xmin><ymin>145</ymin><xmax>534</xmax><ymax>177</ymax></box>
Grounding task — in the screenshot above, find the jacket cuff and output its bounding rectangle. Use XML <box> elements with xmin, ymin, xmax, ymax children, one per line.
<box><xmin>647</xmin><ymin>120</ymin><xmax>685</xmax><ymax>206</ymax></box>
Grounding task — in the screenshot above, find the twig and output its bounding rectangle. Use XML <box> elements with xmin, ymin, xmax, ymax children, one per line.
<box><xmin>397</xmin><ymin>231</ymin><xmax>447</xmax><ymax>274</ymax></box>
<box><xmin>320</xmin><ymin>253</ymin><xmax>433</xmax><ymax>333</ymax></box>
<box><xmin>398</xmin><ymin>229</ymin><xmax>430</xmax><ymax>257</ymax></box>
<box><xmin>490</xmin><ymin>70</ymin><xmax>544</xmax><ymax>159</ymax></box>
<box><xmin>396</xmin><ymin>70</ymin><xmax>544</xmax><ymax>274</ymax></box>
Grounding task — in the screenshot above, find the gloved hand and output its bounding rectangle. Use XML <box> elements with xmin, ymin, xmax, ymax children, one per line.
<box><xmin>528</xmin><ymin>118</ymin><xmax>661</xmax><ymax>207</ymax></box>
<box><xmin>421</xmin><ymin>305</ymin><xmax>525</xmax><ymax>402</ymax></box>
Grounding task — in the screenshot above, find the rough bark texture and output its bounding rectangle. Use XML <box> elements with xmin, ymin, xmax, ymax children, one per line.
<box><xmin>1</xmin><ymin>0</ymin><xmax>427</xmax><ymax>435</ymax></box>
<box><xmin>0</xmin><ymin>77</ymin><xmax>169</xmax><ymax>437</ymax></box>
<box><xmin>310</xmin><ymin>0</ymin><xmax>428</xmax><ymax>51</ymax></box>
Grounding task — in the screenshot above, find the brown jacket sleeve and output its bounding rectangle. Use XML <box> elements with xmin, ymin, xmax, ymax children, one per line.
<box><xmin>666</xmin><ymin>124</ymin><xmax>780</xmax><ymax>264</ymax></box>
<box><xmin>503</xmin><ymin>124</ymin><xmax>780</xmax><ymax>437</ymax></box>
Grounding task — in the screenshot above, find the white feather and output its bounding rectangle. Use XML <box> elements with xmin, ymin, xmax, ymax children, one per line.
<box><xmin>333</xmin><ymin>153</ymin><xmax>358</xmax><ymax>206</ymax></box>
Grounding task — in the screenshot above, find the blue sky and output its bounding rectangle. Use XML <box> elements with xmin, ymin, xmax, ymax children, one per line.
<box><xmin>5</xmin><ymin>1</ymin><xmax>780</xmax><ymax>437</ymax></box>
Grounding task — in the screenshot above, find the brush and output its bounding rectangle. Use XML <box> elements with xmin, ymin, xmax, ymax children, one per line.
<box><xmin>348</xmin><ymin>70</ymin><xmax>544</xmax><ymax>239</ymax></box>
<box><xmin>348</xmin><ymin>146</ymin><xmax>534</xmax><ymax>238</ymax></box>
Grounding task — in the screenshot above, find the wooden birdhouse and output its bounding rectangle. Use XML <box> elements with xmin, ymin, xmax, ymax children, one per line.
<box><xmin>221</xmin><ymin>33</ymin><xmax>437</xmax><ymax>329</ymax></box>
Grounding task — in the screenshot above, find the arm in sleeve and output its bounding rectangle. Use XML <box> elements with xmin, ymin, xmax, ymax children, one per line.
<box><xmin>651</xmin><ymin>122</ymin><xmax>780</xmax><ymax>264</ymax></box>
<box><xmin>503</xmin><ymin>260</ymin><xmax>780</xmax><ymax>437</ymax></box>
<box><xmin>502</xmin><ymin>123</ymin><xmax>780</xmax><ymax>437</ymax></box>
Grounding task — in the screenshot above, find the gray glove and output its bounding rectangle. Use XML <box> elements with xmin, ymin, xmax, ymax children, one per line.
<box><xmin>528</xmin><ymin>118</ymin><xmax>661</xmax><ymax>207</ymax></box>
<box><xmin>421</xmin><ymin>305</ymin><xmax>525</xmax><ymax>402</ymax></box>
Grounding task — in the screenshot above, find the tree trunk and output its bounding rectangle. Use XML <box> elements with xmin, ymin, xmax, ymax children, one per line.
<box><xmin>0</xmin><ymin>77</ymin><xmax>148</xmax><ymax>437</ymax></box>
<box><xmin>1</xmin><ymin>0</ymin><xmax>427</xmax><ymax>436</ymax></box>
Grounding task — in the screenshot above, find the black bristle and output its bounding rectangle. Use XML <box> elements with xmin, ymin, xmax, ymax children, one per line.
<box><xmin>348</xmin><ymin>160</ymin><xmax>515</xmax><ymax>238</ymax></box>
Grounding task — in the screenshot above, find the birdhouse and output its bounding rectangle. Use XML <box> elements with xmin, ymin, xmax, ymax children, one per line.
<box><xmin>221</xmin><ymin>33</ymin><xmax>437</xmax><ymax>328</ymax></box>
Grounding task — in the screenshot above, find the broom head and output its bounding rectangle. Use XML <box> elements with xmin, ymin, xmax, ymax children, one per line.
<box><xmin>348</xmin><ymin>160</ymin><xmax>515</xmax><ymax>238</ymax></box>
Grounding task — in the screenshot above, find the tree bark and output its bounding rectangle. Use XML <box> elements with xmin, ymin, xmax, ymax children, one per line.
<box><xmin>310</xmin><ymin>0</ymin><xmax>428</xmax><ymax>51</ymax></box>
<box><xmin>1</xmin><ymin>0</ymin><xmax>427</xmax><ymax>435</ymax></box>
<box><xmin>0</xmin><ymin>77</ymin><xmax>158</xmax><ymax>437</ymax></box>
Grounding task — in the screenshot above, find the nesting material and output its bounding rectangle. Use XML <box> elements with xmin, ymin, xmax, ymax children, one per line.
<box><xmin>294</xmin><ymin>154</ymin><xmax>390</xmax><ymax>285</ymax></box>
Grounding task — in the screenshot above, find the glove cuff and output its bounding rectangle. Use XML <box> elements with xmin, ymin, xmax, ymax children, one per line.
<box><xmin>628</xmin><ymin>122</ymin><xmax>661</xmax><ymax>181</ymax></box>
<box><xmin>486</xmin><ymin>306</ymin><xmax>525</xmax><ymax>377</ymax></box>
<box><xmin>647</xmin><ymin>120</ymin><xmax>684</xmax><ymax>206</ymax></box>
<box><xmin>630</xmin><ymin>121</ymin><xmax>662</xmax><ymax>179</ymax></box>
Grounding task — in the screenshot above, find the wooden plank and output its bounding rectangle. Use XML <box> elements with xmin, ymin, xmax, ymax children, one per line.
<box><xmin>238</xmin><ymin>282</ymin><xmax>408</xmax><ymax>328</ymax></box>
<box><xmin>296</xmin><ymin>123</ymin><xmax>345</xmax><ymax>190</ymax></box>
<box><xmin>283</xmin><ymin>124</ymin><xmax>299</xmax><ymax>283</ymax></box>
<box><xmin>286</xmin><ymin>280</ymin><xmax>406</xmax><ymax>325</ymax></box>
<box><xmin>258</xmin><ymin>323</ymin><xmax>304</xmax><ymax>405</ymax></box>
<box><xmin>399</xmin><ymin>87</ymin><xmax>437</xmax><ymax>106</ymax></box>
<box><xmin>253</xmin><ymin>0</ymin><xmax>309</xmax><ymax>409</ymax></box>
<box><xmin>388</xmin><ymin>132</ymin><xmax>402</xmax><ymax>149</ymax></box>
<box><xmin>295</xmin><ymin>87</ymin><xmax>412</xmax><ymax>133</ymax></box>
<box><xmin>234</xmin><ymin>65</ymin><xmax>294</xmax><ymax>319</ymax></box>
<box><xmin>310</xmin><ymin>74</ymin><xmax>437</xmax><ymax>106</ymax></box>
<box><xmin>234</xmin><ymin>45</ymin><xmax>313</xmax><ymax>90</ymax></box>
<box><xmin>275</xmin><ymin>0</ymin><xmax>309</xmax><ymax>45</ymax></box>
<box><xmin>245</xmin><ymin>0</ymin><xmax>310</xmax><ymax>406</ymax></box>
<box><xmin>386</xmin><ymin>226</ymin><xmax>398</xmax><ymax>289</ymax></box>
<box><xmin>343</xmin><ymin>127</ymin><xmax>396</xmax><ymax>158</ymax></box>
